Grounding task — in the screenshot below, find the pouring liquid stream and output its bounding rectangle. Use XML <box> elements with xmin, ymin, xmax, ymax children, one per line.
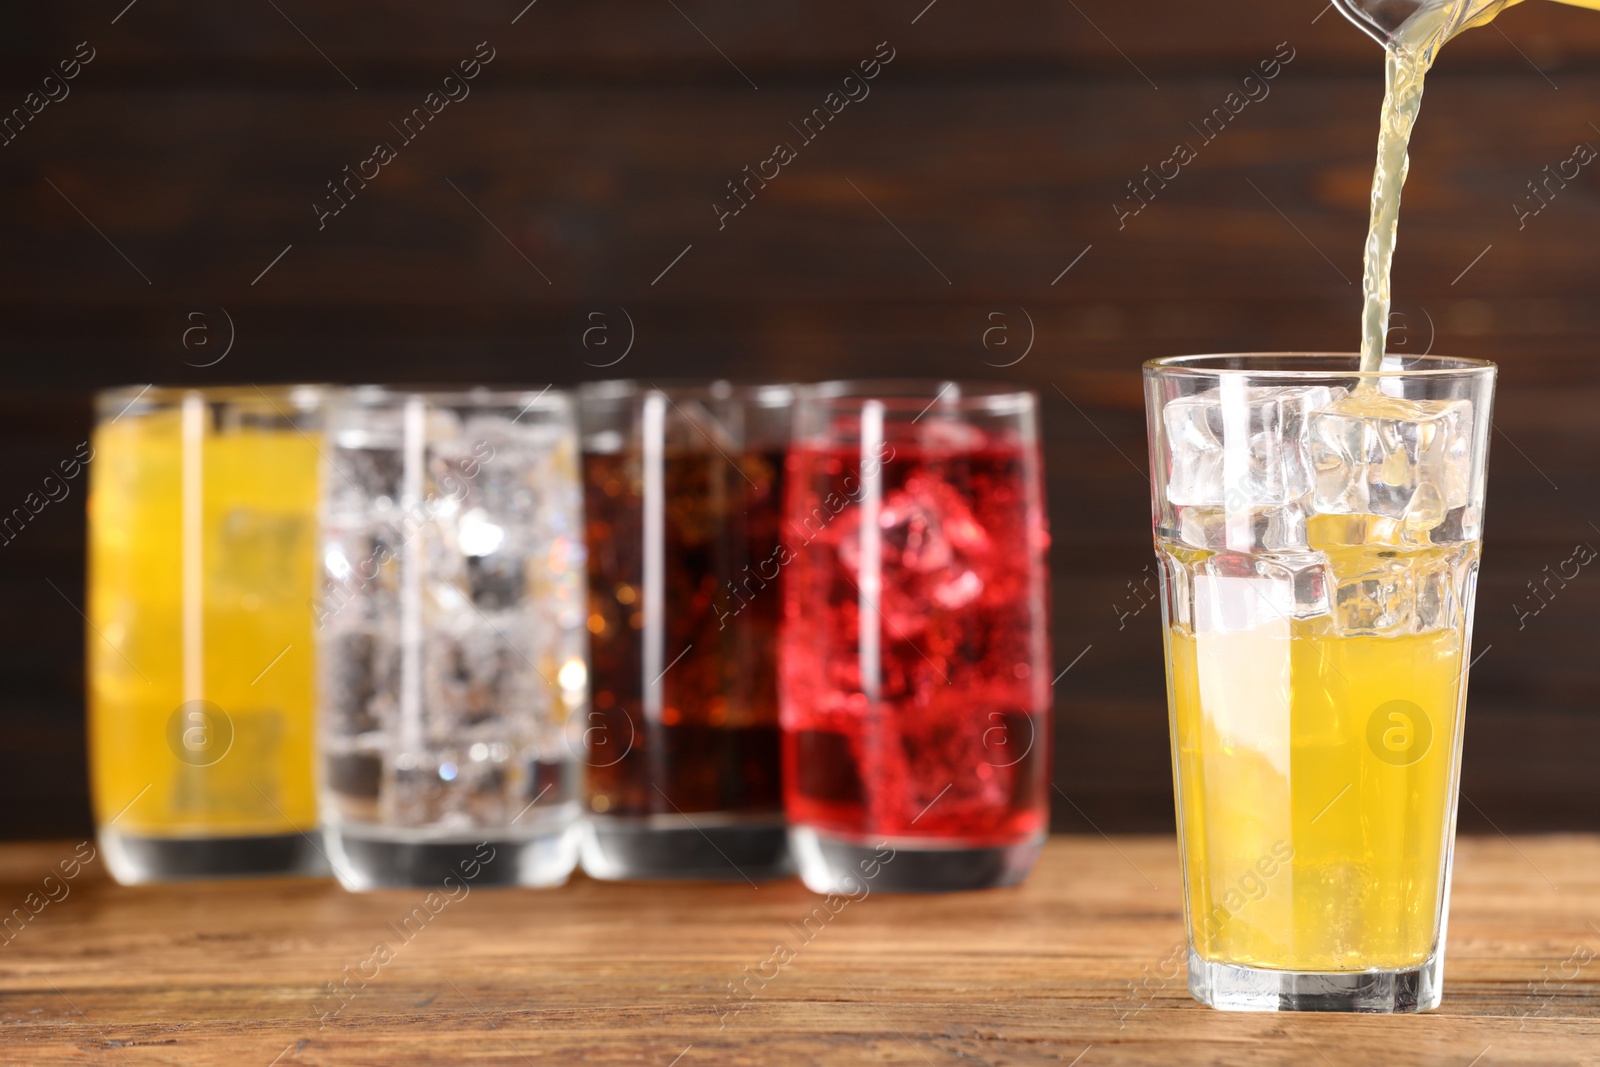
<box><xmin>1357</xmin><ymin>0</ymin><xmax>1600</xmax><ymax>373</ymax></box>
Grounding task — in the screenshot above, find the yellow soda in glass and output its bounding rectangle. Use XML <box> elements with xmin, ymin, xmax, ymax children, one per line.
<box><xmin>1146</xmin><ymin>355</ymin><xmax>1495</xmax><ymax>1013</ymax></box>
<box><xmin>1167</xmin><ymin>594</ymin><xmax>1473</xmax><ymax>969</ymax></box>
<box><xmin>1162</xmin><ymin>518</ymin><xmax>1478</xmax><ymax>962</ymax></box>
<box><xmin>88</xmin><ymin>387</ymin><xmax>324</xmax><ymax>882</ymax></box>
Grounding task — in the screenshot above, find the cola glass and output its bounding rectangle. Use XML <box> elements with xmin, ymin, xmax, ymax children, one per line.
<box><xmin>578</xmin><ymin>381</ymin><xmax>793</xmax><ymax>881</ymax></box>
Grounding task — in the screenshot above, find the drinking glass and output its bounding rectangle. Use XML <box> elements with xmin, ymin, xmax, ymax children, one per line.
<box><xmin>316</xmin><ymin>387</ymin><xmax>586</xmax><ymax>889</ymax></box>
<box><xmin>578</xmin><ymin>381</ymin><xmax>794</xmax><ymax>881</ymax></box>
<box><xmin>88</xmin><ymin>385</ymin><xmax>327</xmax><ymax>883</ymax></box>
<box><xmin>781</xmin><ymin>381</ymin><xmax>1052</xmax><ymax>894</ymax></box>
<box><xmin>1145</xmin><ymin>354</ymin><xmax>1495</xmax><ymax>1012</ymax></box>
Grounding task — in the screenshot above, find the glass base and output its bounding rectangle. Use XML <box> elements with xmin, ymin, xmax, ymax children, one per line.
<box><xmin>1187</xmin><ymin>947</ymin><xmax>1443</xmax><ymax>1013</ymax></box>
<box><xmin>99</xmin><ymin>828</ymin><xmax>330</xmax><ymax>885</ymax></box>
<box><xmin>325</xmin><ymin>821</ymin><xmax>579</xmax><ymax>891</ymax></box>
<box><xmin>790</xmin><ymin>826</ymin><xmax>1045</xmax><ymax>894</ymax></box>
<box><xmin>581</xmin><ymin>812</ymin><xmax>793</xmax><ymax>882</ymax></box>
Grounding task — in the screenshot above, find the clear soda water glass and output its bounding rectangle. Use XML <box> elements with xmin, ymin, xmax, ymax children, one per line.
<box><xmin>316</xmin><ymin>387</ymin><xmax>586</xmax><ymax>889</ymax></box>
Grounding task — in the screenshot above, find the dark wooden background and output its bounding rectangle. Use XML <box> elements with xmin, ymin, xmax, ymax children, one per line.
<box><xmin>2</xmin><ymin>0</ymin><xmax>1597</xmax><ymax>839</ymax></box>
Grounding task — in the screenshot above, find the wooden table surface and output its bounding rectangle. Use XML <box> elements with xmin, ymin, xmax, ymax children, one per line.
<box><xmin>3</xmin><ymin>835</ymin><xmax>1599</xmax><ymax>1066</ymax></box>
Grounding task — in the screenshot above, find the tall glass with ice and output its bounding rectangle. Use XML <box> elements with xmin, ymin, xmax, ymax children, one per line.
<box><xmin>1145</xmin><ymin>354</ymin><xmax>1495</xmax><ymax>1012</ymax></box>
<box><xmin>316</xmin><ymin>388</ymin><xmax>586</xmax><ymax>889</ymax></box>
<box><xmin>782</xmin><ymin>382</ymin><xmax>1052</xmax><ymax>894</ymax></box>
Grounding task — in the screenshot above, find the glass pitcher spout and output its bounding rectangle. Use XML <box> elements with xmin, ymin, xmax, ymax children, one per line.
<box><xmin>1333</xmin><ymin>0</ymin><xmax>1516</xmax><ymax>47</ymax></box>
<box><xmin>1335</xmin><ymin>0</ymin><xmax>1598</xmax><ymax>48</ymax></box>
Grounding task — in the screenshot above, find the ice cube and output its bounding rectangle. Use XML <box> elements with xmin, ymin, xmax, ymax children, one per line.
<box><xmin>1277</xmin><ymin>554</ymin><xmax>1332</xmax><ymax>620</ymax></box>
<box><xmin>465</xmin><ymin>553</ymin><xmax>526</xmax><ymax>611</ymax></box>
<box><xmin>1309</xmin><ymin>393</ymin><xmax>1473</xmax><ymax>532</ymax></box>
<box><xmin>1331</xmin><ymin>557</ymin><xmax>1409</xmax><ymax>635</ymax></box>
<box><xmin>426</xmin><ymin>621</ymin><xmax>524</xmax><ymax>731</ymax></box>
<box><xmin>1164</xmin><ymin>384</ymin><xmax>1344</xmax><ymax>509</ymax></box>
<box><xmin>915</xmin><ymin>417</ymin><xmax>987</xmax><ymax>455</ymax></box>
<box><xmin>1330</xmin><ymin>544</ymin><xmax>1473</xmax><ymax>635</ymax></box>
<box><xmin>1177</xmin><ymin>503</ymin><xmax>1308</xmax><ymax>554</ymax></box>
<box><xmin>388</xmin><ymin>750</ymin><xmax>519</xmax><ymax>830</ymax></box>
<box><xmin>324</xmin><ymin>748</ymin><xmax>380</xmax><ymax>802</ymax></box>
<box><xmin>319</xmin><ymin>628</ymin><xmax>394</xmax><ymax>737</ymax></box>
<box><xmin>433</xmin><ymin>506</ymin><xmax>528</xmax><ymax>611</ymax></box>
<box><xmin>1305</xmin><ymin>511</ymin><xmax>1405</xmax><ymax>550</ymax></box>
<box><xmin>326</xmin><ymin>440</ymin><xmax>405</xmax><ymax>519</ymax></box>
<box><xmin>431</xmin><ymin>555</ymin><xmax>540</xmax><ymax>629</ymax></box>
<box><xmin>1429</xmin><ymin>505</ymin><xmax>1481</xmax><ymax>546</ymax></box>
<box><xmin>835</xmin><ymin>475</ymin><xmax>993</xmax><ymax>631</ymax></box>
<box><xmin>1413</xmin><ymin>557</ymin><xmax>1460</xmax><ymax>632</ymax></box>
<box><xmin>443</xmin><ymin>417</ymin><xmax>572</xmax><ymax>518</ymax></box>
<box><xmin>321</xmin><ymin>523</ymin><xmax>402</xmax><ymax>623</ymax></box>
<box><xmin>1192</xmin><ymin>551</ymin><xmax>1329</xmax><ymax>626</ymax></box>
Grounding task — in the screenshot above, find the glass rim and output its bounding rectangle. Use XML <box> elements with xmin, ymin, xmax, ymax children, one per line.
<box><xmin>333</xmin><ymin>384</ymin><xmax>571</xmax><ymax>411</ymax></box>
<box><xmin>577</xmin><ymin>379</ymin><xmax>796</xmax><ymax>406</ymax></box>
<box><xmin>93</xmin><ymin>383</ymin><xmax>324</xmax><ymax>418</ymax></box>
<box><xmin>1144</xmin><ymin>353</ymin><xmax>1497</xmax><ymax>379</ymax></box>
<box><xmin>799</xmin><ymin>379</ymin><xmax>1037</xmax><ymax>414</ymax></box>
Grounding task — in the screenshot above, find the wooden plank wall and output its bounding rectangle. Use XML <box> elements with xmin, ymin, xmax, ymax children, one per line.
<box><xmin>1</xmin><ymin>0</ymin><xmax>1597</xmax><ymax>837</ymax></box>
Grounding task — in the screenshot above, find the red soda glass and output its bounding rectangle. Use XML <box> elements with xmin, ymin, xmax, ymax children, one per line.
<box><xmin>781</xmin><ymin>382</ymin><xmax>1052</xmax><ymax>893</ymax></box>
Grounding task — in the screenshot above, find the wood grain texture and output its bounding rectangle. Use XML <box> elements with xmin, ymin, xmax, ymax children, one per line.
<box><xmin>2</xmin><ymin>0</ymin><xmax>1599</xmax><ymax>838</ymax></box>
<box><xmin>1</xmin><ymin>836</ymin><xmax>1599</xmax><ymax>1065</ymax></box>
